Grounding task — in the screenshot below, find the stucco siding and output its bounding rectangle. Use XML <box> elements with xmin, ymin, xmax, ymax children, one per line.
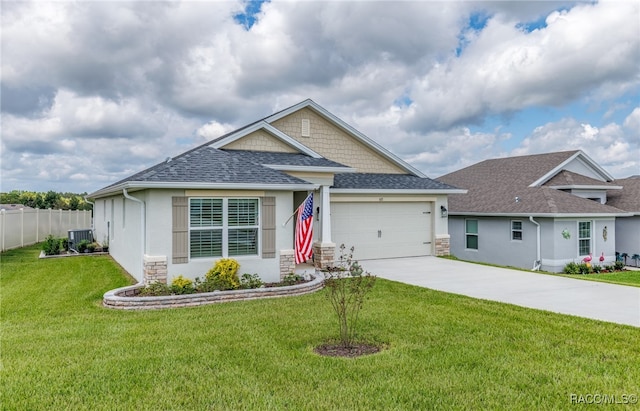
<box><xmin>94</xmin><ymin>193</ymin><xmax>144</xmax><ymax>281</ymax></box>
<box><xmin>615</xmin><ymin>215</ymin><xmax>640</xmax><ymax>257</ymax></box>
<box><xmin>449</xmin><ymin>216</ymin><xmax>537</xmax><ymax>270</ymax></box>
<box><xmin>145</xmin><ymin>189</ymin><xmax>294</xmax><ymax>284</ymax></box>
<box><xmin>544</xmin><ymin>218</ymin><xmax>617</xmax><ymax>271</ymax></box>
<box><xmin>271</xmin><ymin>108</ymin><xmax>406</xmax><ymax>174</ymax></box>
<box><xmin>449</xmin><ymin>216</ymin><xmax>618</xmax><ymax>272</ymax></box>
<box><xmin>223</xmin><ymin>130</ymin><xmax>299</xmax><ymax>153</ymax></box>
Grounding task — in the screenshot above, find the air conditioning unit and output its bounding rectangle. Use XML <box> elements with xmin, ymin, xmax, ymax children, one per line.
<box><xmin>68</xmin><ymin>229</ymin><xmax>94</xmax><ymax>252</ymax></box>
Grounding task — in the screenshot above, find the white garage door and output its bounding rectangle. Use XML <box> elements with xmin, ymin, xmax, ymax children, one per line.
<box><xmin>331</xmin><ymin>202</ymin><xmax>432</xmax><ymax>260</ymax></box>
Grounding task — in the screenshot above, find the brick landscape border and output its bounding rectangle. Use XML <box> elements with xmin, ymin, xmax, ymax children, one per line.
<box><xmin>103</xmin><ymin>272</ymin><xmax>325</xmax><ymax>310</ymax></box>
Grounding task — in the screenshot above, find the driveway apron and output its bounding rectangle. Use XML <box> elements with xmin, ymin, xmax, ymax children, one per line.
<box><xmin>364</xmin><ymin>257</ymin><xmax>640</xmax><ymax>327</ymax></box>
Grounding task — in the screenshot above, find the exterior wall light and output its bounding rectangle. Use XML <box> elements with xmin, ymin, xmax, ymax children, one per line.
<box><xmin>440</xmin><ymin>205</ymin><xmax>448</xmax><ymax>218</ymax></box>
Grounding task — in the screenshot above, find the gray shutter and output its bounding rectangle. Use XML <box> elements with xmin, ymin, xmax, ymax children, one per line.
<box><xmin>261</xmin><ymin>197</ymin><xmax>276</xmax><ymax>258</ymax></box>
<box><xmin>172</xmin><ymin>197</ymin><xmax>188</xmax><ymax>264</ymax></box>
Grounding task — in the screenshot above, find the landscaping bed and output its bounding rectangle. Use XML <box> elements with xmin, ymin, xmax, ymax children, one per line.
<box><xmin>103</xmin><ymin>273</ymin><xmax>324</xmax><ymax>310</ymax></box>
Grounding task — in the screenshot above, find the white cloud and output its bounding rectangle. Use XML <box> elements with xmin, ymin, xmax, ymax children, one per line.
<box><xmin>0</xmin><ymin>0</ymin><xmax>638</xmax><ymax>192</ymax></box>
<box><xmin>401</xmin><ymin>0</ymin><xmax>640</xmax><ymax>131</ymax></box>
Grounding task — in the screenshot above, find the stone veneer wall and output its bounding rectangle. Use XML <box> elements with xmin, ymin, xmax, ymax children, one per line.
<box><xmin>435</xmin><ymin>235</ymin><xmax>450</xmax><ymax>257</ymax></box>
<box><xmin>103</xmin><ymin>273</ymin><xmax>324</xmax><ymax>310</ymax></box>
<box><xmin>312</xmin><ymin>242</ymin><xmax>335</xmax><ymax>270</ymax></box>
<box><xmin>279</xmin><ymin>249</ymin><xmax>296</xmax><ymax>281</ymax></box>
<box><xmin>143</xmin><ymin>255</ymin><xmax>168</xmax><ymax>285</ymax></box>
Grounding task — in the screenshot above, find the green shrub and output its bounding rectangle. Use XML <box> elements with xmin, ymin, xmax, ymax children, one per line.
<box><xmin>578</xmin><ymin>263</ymin><xmax>591</xmax><ymax>275</ymax></box>
<box><xmin>77</xmin><ymin>239</ymin><xmax>90</xmax><ymax>253</ymax></box>
<box><xmin>87</xmin><ymin>242</ymin><xmax>97</xmax><ymax>253</ymax></box>
<box><xmin>239</xmin><ymin>273</ymin><xmax>263</xmax><ymax>289</ymax></box>
<box><xmin>614</xmin><ymin>261</ymin><xmax>625</xmax><ymax>271</ymax></box>
<box><xmin>138</xmin><ymin>282</ymin><xmax>172</xmax><ymax>296</ymax></box>
<box><xmin>592</xmin><ymin>265</ymin><xmax>602</xmax><ymax>274</ymax></box>
<box><xmin>171</xmin><ymin>275</ymin><xmax>195</xmax><ymax>295</ymax></box>
<box><xmin>59</xmin><ymin>237</ymin><xmax>69</xmax><ymax>252</ymax></box>
<box><xmin>42</xmin><ymin>235</ymin><xmax>61</xmax><ymax>256</ymax></box>
<box><xmin>205</xmin><ymin>258</ymin><xmax>240</xmax><ymax>290</ymax></box>
<box><xmin>563</xmin><ymin>262</ymin><xmax>580</xmax><ymax>274</ymax></box>
<box><xmin>282</xmin><ymin>273</ymin><xmax>303</xmax><ymax>286</ymax></box>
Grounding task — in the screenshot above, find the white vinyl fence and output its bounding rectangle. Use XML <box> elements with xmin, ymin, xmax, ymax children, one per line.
<box><xmin>0</xmin><ymin>208</ymin><xmax>92</xmax><ymax>252</ymax></box>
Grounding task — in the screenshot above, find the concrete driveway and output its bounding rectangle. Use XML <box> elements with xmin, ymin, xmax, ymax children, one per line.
<box><xmin>364</xmin><ymin>257</ymin><xmax>640</xmax><ymax>327</ymax></box>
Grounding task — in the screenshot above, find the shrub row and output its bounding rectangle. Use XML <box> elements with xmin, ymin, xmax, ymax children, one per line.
<box><xmin>137</xmin><ymin>258</ymin><xmax>305</xmax><ymax>296</ymax></box>
<box><xmin>563</xmin><ymin>261</ymin><xmax>625</xmax><ymax>275</ymax></box>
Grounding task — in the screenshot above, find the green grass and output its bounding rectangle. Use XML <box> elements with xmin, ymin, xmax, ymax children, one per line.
<box><xmin>559</xmin><ymin>270</ymin><xmax>640</xmax><ymax>287</ymax></box>
<box><xmin>442</xmin><ymin>255</ymin><xmax>640</xmax><ymax>287</ymax></box>
<box><xmin>2</xmin><ymin>244</ymin><xmax>640</xmax><ymax>410</ymax></box>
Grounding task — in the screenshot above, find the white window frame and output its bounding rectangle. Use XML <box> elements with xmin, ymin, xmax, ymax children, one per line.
<box><xmin>511</xmin><ymin>220</ymin><xmax>523</xmax><ymax>241</ymax></box>
<box><xmin>189</xmin><ymin>197</ymin><xmax>260</xmax><ymax>259</ymax></box>
<box><xmin>578</xmin><ymin>221</ymin><xmax>592</xmax><ymax>257</ymax></box>
<box><xmin>465</xmin><ymin>219</ymin><xmax>478</xmax><ymax>250</ymax></box>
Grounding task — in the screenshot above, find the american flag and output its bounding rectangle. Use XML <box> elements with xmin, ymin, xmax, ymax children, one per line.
<box><xmin>295</xmin><ymin>193</ymin><xmax>314</xmax><ymax>264</ymax></box>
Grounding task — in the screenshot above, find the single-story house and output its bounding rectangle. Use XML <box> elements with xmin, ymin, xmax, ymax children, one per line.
<box><xmin>438</xmin><ymin>150</ymin><xmax>634</xmax><ymax>272</ymax></box>
<box><xmin>88</xmin><ymin>99</ymin><xmax>464</xmax><ymax>284</ymax></box>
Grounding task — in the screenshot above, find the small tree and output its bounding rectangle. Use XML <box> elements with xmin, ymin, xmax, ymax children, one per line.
<box><xmin>323</xmin><ymin>245</ymin><xmax>376</xmax><ymax>348</ymax></box>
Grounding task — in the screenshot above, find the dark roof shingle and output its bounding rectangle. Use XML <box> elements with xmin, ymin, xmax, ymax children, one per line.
<box><xmin>438</xmin><ymin>151</ymin><xmax>626</xmax><ymax>215</ymax></box>
<box><xmin>333</xmin><ymin>173</ymin><xmax>458</xmax><ymax>190</ymax></box>
<box><xmin>607</xmin><ymin>176</ymin><xmax>640</xmax><ymax>212</ymax></box>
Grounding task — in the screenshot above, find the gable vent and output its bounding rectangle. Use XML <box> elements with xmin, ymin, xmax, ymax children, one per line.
<box><xmin>301</xmin><ymin>119</ymin><xmax>310</xmax><ymax>137</ymax></box>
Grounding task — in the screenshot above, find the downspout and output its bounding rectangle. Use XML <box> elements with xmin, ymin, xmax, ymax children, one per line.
<box><xmin>529</xmin><ymin>216</ymin><xmax>541</xmax><ymax>271</ymax></box>
<box><xmin>123</xmin><ymin>189</ymin><xmax>146</xmax><ymax>278</ymax></box>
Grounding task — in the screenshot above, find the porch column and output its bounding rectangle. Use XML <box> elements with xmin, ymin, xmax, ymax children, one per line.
<box><xmin>319</xmin><ymin>185</ymin><xmax>331</xmax><ymax>244</ymax></box>
<box><xmin>313</xmin><ymin>185</ymin><xmax>335</xmax><ymax>269</ymax></box>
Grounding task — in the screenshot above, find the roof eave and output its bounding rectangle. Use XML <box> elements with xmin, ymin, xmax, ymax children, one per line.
<box><xmin>330</xmin><ymin>188</ymin><xmax>467</xmax><ymax>195</ymax></box>
<box><xmin>549</xmin><ymin>185</ymin><xmax>623</xmax><ymax>190</ymax></box>
<box><xmin>530</xmin><ymin>150</ymin><xmax>615</xmax><ymax>187</ymax></box>
<box><xmin>447</xmin><ymin>211</ymin><xmax>633</xmax><ymax>218</ymax></box>
<box><xmin>211</xmin><ymin>121</ymin><xmax>323</xmax><ymax>159</ymax></box>
<box><xmin>88</xmin><ymin>181</ymin><xmax>320</xmax><ymax>199</ymax></box>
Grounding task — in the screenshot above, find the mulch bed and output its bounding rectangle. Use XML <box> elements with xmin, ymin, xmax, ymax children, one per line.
<box><xmin>314</xmin><ymin>343</ymin><xmax>382</xmax><ymax>358</ymax></box>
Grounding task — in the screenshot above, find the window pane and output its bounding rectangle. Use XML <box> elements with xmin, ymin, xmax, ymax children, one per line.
<box><xmin>579</xmin><ymin>239</ymin><xmax>591</xmax><ymax>256</ymax></box>
<box><xmin>578</xmin><ymin>222</ymin><xmax>591</xmax><ymax>239</ymax></box>
<box><xmin>190</xmin><ymin>229</ymin><xmax>222</xmax><ymax>258</ymax></box>
<box><xmin>512</xmin><ymin>231</ymin><xmax>522</xmax><ymax>241</ymax></box>
<box><xmin>228</xmin><ymin>228</ymin><xmax>258</xmax><ymax>256</ymax></box>
<box><xmin>190</xmin><ymin>199</ymin><xmax>222</xmax><ymax>227</ymax></box>
<box><xmin>466</xmin><ymin>219</ymin><xmax>478</xmax><ymax>234</ymax></box>
<box><xmin>228</xmin><ymin>199</ymin><xmax>258</xmax><ymax>226</ymax></box>
<box><xmin>466</xmin><ymin>235</ymin><xmax>478</xmax><ymax>250</ymax></box>
<box><xmin>512</xmin><ymin>221</ymin><xmax>522</xmax><ymax>230</ymax></box>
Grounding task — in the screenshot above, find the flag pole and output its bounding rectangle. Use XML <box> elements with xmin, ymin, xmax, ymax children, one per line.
<box><xmin>282</xmin><ymin>192</ymin><xmax>313</xmax><ymax>227</ymax></box>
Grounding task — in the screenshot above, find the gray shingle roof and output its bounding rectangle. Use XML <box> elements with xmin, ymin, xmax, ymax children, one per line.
<box><xmin>333</xmin><ymin>173</ymin><xmax>458</xmax><ymax>190</ymax></box>
<box><xmin>106</xmin><ymin>147</ymin><xmax>313</xmax><ymax>188</ymax></box>
<box><xmin>225</xmin><ymin>150</ymin><xmax>348</xmax><ymax>168</ymax></box>
<box><xmin>607</xmin><ymin>176</ymin><xmax>640</xmax><ymax>212</ymax></box>
<box><xmin>438</xmin><ymin>151</ymin><xmax>626</xmax><ymax>215</ymax></box>
<box><xmin>543</xmin><ymin>170</ymin><xmax>618</xmax><ymax>187</ymax></box>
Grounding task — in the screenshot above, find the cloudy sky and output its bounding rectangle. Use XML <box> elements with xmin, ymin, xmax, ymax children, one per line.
<box><xmin>1</xmin><ymin>0</ymin><xmax>638</xmax><ymax>194</ymax></box>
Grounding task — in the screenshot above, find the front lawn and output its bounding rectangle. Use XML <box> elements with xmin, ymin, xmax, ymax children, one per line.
<box><xmin>560</xmin><ymin>270</ymin><xmax>640</xmax><ymax>287</ymax></box>
<box><xmin>2</xmin><ymin>245</ymin><xmax>639</xmax><ymax>410</ymax></box>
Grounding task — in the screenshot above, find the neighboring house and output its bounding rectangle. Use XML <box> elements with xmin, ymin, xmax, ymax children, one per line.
<box><xmin>438</xmin><ymin>150</ymin><xmax>632</xmax><ymax>272</ymax></box>
<box><xmin>606</xmin><ymin>176</ymin><xmax>640</xmax><ymax>260</ymax></box>
<box><xmin>88</xmin><ymin>99</ymin><xmax>464</xmax><ymax>284</ymax></box>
